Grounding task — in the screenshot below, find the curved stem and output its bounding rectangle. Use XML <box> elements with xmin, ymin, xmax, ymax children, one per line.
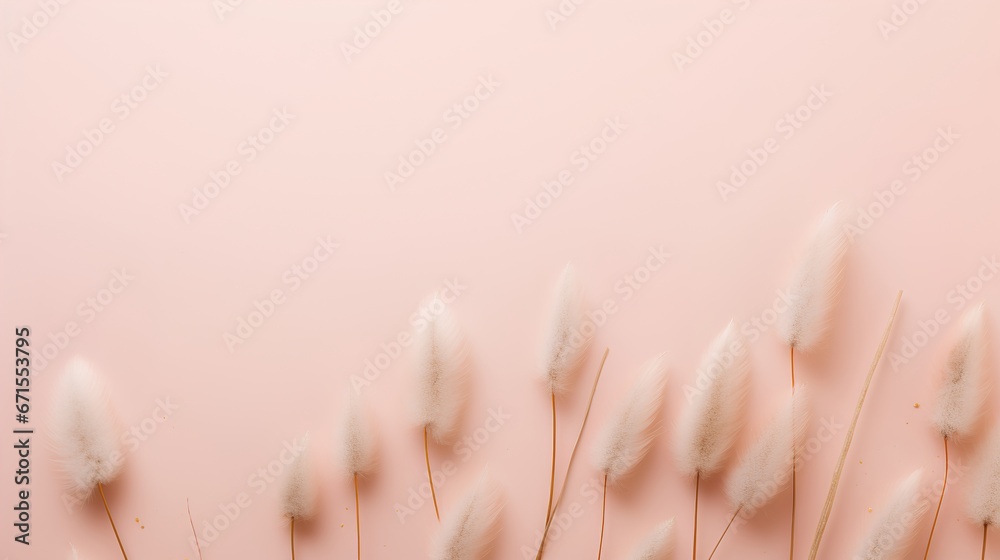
<box><xmin>290</xmin><ymin>517</ymin><xmax>296</xmax><ymax>560</ymax></box>
<box><xmin>187</xmin><ymin>498</ymin><xmax>203</xmax><ymax>560</ymax></box>
<box><xmin>982</xmin><ymin>524</ymin><xmax>988</xmax><ymax>560</ymax></box>
<box><xmin>706</xmin><ymin>508</ymin><xmax>743</xmax><ymax>560</ymax></box>
<box><xmin>807</xmin><ymin>290</ymin><xmax>903</xmax><ymax>560</ymax></box>
<box><xmin>424</xmin><ymin>426</ymin><xmax>441</xmax><ymax>522</ymax></box>
<box><xmin>97</xmin><ymin>482</ymin><xmax>128</xmax><ymax>560</ymax></box>
<box><xmin>923</xmin><ymin>436</ymin><xmax>949</xmax><ymax>560</ymax></box>
<box><xmin>597</xmin><ymin>473</ymin><xmax>608</xmax><ymax>560</ymax></box>
<box><xmin>544</xmin><ymin>391</ymin><xmax>557</xmax><ymax>527</ymax></box>
<box><xmin>355</xmin><ymin>473</ymin><xmax>361</xmax><ymax>560</ymax></box>
<box><xmin>536</xmin><ymin>348</ymin><xmax>609</xmax><ymax>560</ymax></box>
<box><xmin>693</xmin><ymin>473</ymin><xmax>700</xmax><ymax>560</ymax></box>
<box><xmin>790</xmin><ymin>345</ymin><xmax>797</xmax><ymax>560</ymax></box>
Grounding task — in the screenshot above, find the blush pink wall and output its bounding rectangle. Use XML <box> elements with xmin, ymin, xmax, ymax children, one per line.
<box><xmin>2</xmin><ymin>1</ymin><xmax>1000</xmax><ymax>559</ymax></box>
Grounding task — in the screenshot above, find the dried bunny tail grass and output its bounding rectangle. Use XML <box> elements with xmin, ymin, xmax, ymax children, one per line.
<box><xmin>968</xmin><ymin>430</ymin><xmax>1000</xmax><ymax>527</ymax></box>
<box><xmin>853</xmin><ymin>469</ymin><xmax>928</xmax><ymax>560</ymax></box>
<box><xmin>432</xmin><ymin>471</ymin><xmax>504</xmax><ymax>560</ymax></box>
<box><xmin>541</xmin><ymin>263</ymin><xmax>589</xmax><ymax>395</ymax></box>
<box><xmin>726</xmin><ymin>387</ymin><xmax>809</xmax><ymax>515</ymax></box>
<box><xmin>674</xmin><ymin>322</ymin><xmax>751</xmax><ymax>478</ymax></box>
<box><xmin>594</xmin><ymin>354</ymin><xmax>669</xmax><ymax>484</ymax></box>
<box><xmin>628</xmin><ymin>518</ymin><xmax>675</xmax><ymax>560</ymax></box>
<box><xmin>414</xmin><ymin>299</ymin><xmax>469</xmax><ymax>444</ymax></box>
<box><xmin>777</xmin><ymin>203</ymin><xmax>849</xmax><ymax>352</ymax></box>
<box><xmin>51</xmin><ymin>357</ymin><xmax>124</xmax><ymax>499</ymax></box>
<box><xmin>281</xmin><ymin>434</ymin><xmax>318</xmax><ymax>520</ymax></box>
<box><xmin>934</xmin><ymin>302</ymin><xmax>989</xmax><ymax>439</ymax></box>
<box><xmin>340</xmin><ymin>391</ymin><xmax>377</xmax><ymax>477</ymax></box>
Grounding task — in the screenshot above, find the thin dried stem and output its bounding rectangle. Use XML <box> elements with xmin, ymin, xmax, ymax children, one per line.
<box><xmin>187</xmin><ymin>498</ymin><xmax>203</xmax><ymax>560</ymax></box>
<box><xmin>597</xmin><ymin>473</ymin><xmax>608</xmax><ymax>560</ymax></box>
<box><xmin>693</xmin><ymin>473</ymin><xmax>700</xmax><ymax>560</ymax></box>
<box><xmin>544</xmin><ymin>392</ymin><xmax>557</xmax><ymax>530</ymax></box>
<box><xmin>355</xmin><ymin>473</ymin><xmax>361</xmax><ymax>560</ymax></box>
<box><xmin>290</xmin><ymin>517</ymin><xmax>296</xmax><ymax>560</ymax></box>
<box><xmin>706</xmin><ymin>507</ymin><xmax>743</xmax><ymax>560</ymax></box>
<box><xmin>982</xmin><ymin>524</ymin><xmax>988</xmax><ymax>560</ymax></box>
<box><xmin>790</xmin><ymin>345</ymin><xmax>797</xmax><ymax>560</ymax></box>
<box><xmin>424</xmin><ymin>426</ymin><xmax>441</xmax><ymax>522</ymax></box>
<box><xmin>98</xmin><ymin>482</ymin><xmax>128</xmax><ymax>560</ymax></box>
<box><xmin>807</xmin><ymin>290</ymin><xmax>903</xmax><ymax>560</ymax></box>
<box><xmin>536</xmin><ymin>348</ymin><xmax>609</xmax><ymax>560</ymax></box>
<box><xmin>923</xmin><ymin>436</ymin><xmax>949</xmax><ymax>560</ymax></box>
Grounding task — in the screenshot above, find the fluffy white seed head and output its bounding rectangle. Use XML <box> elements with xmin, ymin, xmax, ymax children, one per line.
<box><xmin>933</xmin><ymin>303</ymin><xmax>989</xmax><ymax>439</ymax></box>
<box><xmin>50</xmin><ymin>357</ymin><xmax>124</xmax><ymax>499</ymax></box>
<box><xmin>413</xmin><ymin>299</ymin><xmax>469</xmax><ymax>444</ymax></box>
<box><xmin>541</xmin><ymin>264</ymin><xmax>589</xmax><ymax>395</ymax></box>
<box><xmin>853</xmin><ymin>469</ymin><xmax>928</xmax><ymax>560</ymax></box>
<box><xmin>726</xmin><ymin>387</ymin><xmax>809</xmax><ymax>514</ymax></box>
<box><xmin>339</xmin><ymin>392</ymin><xmax>377</xmax><ymax>477</ymax></box>
<box><xmin>594</xmin><ymin>354</ymin><xmax>669</xmax><ymax>484</ymax></box>
<box><xmin>281</xmin><ymin>434</ymin><xmax>317</xmax><ymax>520</ymax></box>
<box><xmin>674</xmin><ymin>322</ymin><xmax>751</xmax><ymax>478</ymax></box>
<box><xmin>628</xmin><ymin>518</ymin><xmax>675</xmax><ymax>560</ymax></box>
<box><xmin>432</xmin><ymin>471</ymin><xmax>504</xmax><ymax>560</ymax></box>
<box><xmin>777</xmin><ymin>204</ymin><xmax>849</xmax><ymax>352</ymax></box>
<box><xmin>968</xmin><ymin>430</ymin><xmax>1000</xmax><ymax>527</ymax></box>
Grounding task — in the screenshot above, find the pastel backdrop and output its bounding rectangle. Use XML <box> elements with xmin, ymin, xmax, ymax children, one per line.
<box><xmin>1</xmin><ymin>0</ymin><xmax>999</xmax><ymax>558</ymax></box>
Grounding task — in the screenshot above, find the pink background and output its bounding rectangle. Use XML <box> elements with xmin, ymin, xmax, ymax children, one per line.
<box><xmin>3</xmin><ymin>1</ymin><xmax>1000</xmax><ymax>558</ymax></box>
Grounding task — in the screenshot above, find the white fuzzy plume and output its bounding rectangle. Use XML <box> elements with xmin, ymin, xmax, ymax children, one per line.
<box><xmin>594</xmin><ymin>354</ymin><xmax>669</xmax><ymax>484</ymax></box>
<box><xmin>51</xmin><ymin>357</ymin><xmax>124</xmax><ymax>499</ymax></box>
<box><xmin>777</xmin><ymin>204</ymin><xmax>849</xmax><ymax>351</ymax></box>
<box><xmin>281</xmin><ymin>435</ymin><xmax>317</xmax><ymax>520</ymax></box>
<box><xmin>414</xmin><ymin>299</ymin><xmax>468</xmax><ymax>443</ymax></box>
<box><xmin>674</xmin><ymin>322</ymin><xmax>750</xmax><ymax>478</ymax></box>
<box><xmin>853</xmin><ymin>469</ymin><xmax>928</xmax><ymax>560</ymax></box>
<box><xmin>339</xmin><ymin>392</ymin><xmax>377</xmax><ymax>477</ymax></box>
<box><xmin>431</xmin><ymin>471</ymin><xmax>504</xmax><ymax>560</ymax></box>
<box><xmin>968</xmin><ymin>430</ymin><xmax>1000</xmax><ymax>527</ymax></box>
<box><xmin>628</xmin><ymin>518</ymin><xmax>675</xmax><ymax>560</ymax></box>
<box><xmin>69</xmin><ymin>546</ymin><xmax>80</xmax><ymax>560</ymax></box>
<box><xmin>934</xmin><ymin>303</ymin><xmax>989</xmax><ymax>439</ymax></box>
<box><xmin>541</xmin><ymin>264</ymin><xmax>589</xmax><ymax>395</ymax></box>
<box><xmin>726</xmin><ymin>387</ymin><xmax>809</xmax><ymax>514</ymax></box>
